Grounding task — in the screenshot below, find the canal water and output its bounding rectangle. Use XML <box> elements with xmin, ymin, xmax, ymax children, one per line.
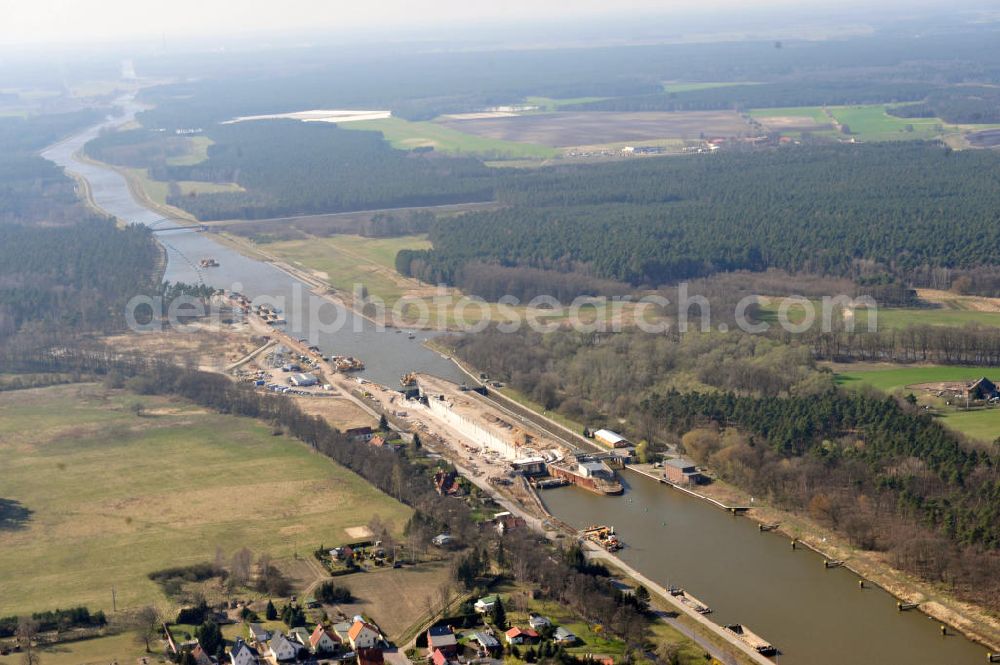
<box><xmin>43</xmin><ymin>103</ymin><xmax>989</xmax><ymax>664</ymax></box>
<box><xmin>541</xmin><ymin>471</ymin><xmax>988</xmax><ymax>665</ymax></box>
<box><xmin>40</xmin><ymin>102</ymin><xmax>464</xmax><ymax>388</ymax></box>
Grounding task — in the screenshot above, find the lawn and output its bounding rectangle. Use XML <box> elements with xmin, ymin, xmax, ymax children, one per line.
<box><xmin>836</xmin><ymin>365</ymin><xmax>1000</xmax><ymax>443</ymax></box>
<box><xmin>0</xmin><ymin>384</ymin><xmax>411</xmax><ymax>616</ymax></box>
<box><xmin>342</xmin><ymin>117</ymin><xmax>556</xmax><ymax>158</ymax></box>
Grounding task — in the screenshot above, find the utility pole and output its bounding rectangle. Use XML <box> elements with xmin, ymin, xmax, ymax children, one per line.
<box><xmin>112</xmin><ymin>585</ymin><xmax>117</xmax><ymax>613</ymax></box>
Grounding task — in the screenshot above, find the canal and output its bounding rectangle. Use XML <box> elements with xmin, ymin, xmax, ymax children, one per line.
<box><xmin>40</xmin><ymin>101</ymin><xmax>464</xmax><ymax>388</ymax></box>
<box><xmin>43</xmin><ymin>103</ymin><xmax>990</xmax><ymax>665</ymax></box>
<box><xmin>541</xmin><ymin>471</ymin><xmax>987</xmax><ymax>665</ymax></box>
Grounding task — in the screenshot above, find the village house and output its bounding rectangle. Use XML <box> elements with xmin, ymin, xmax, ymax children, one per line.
<box><xmin>268</xmin><ymin>634</ymin><xmax>301</xmax><ymax>662</ymax></box>
<box><xmin>310</xmin><ymin>624</ymin><xmax>341</xmax><ymax>654</ymax></box>
<box><xmin>229</xmin><ymin>639</ymin><xmax>261</xmax><ymax>665</ymax></box>
<box><xmin>332</xmin><ymin>621</ymin><xmax>354</xmax><ymax>644</ymax></box>
<box><xmin>346</xmin><ymin>426</ymin><xmax>375</xmax><ymax>443</ymax></box>
<box><xmin>474</xmin><ymin>594</ymin><xmax>500</xmax><ymax>614</ymax></box>
<box><xmin>426</xmin><ymin>625</ymin><xmax>458</xmax><ymax>657</ymax></box>
<box><xmin>434</xmin><ymin>469</ymin><xmax>461</xmax><ymax>496</ymax></box>
<box><xmin>191</xmin><ymin>644</ymin><xmax>213</xmax><ymax>665</ymax></box>
<box><xmin>504</xmin><ymin>626</ymin><xmax>539</xmax><ymax>645</ymax></box>
<box><xmin>553</xmin><ymin>627</ymin><xmax>578</xmax><ymax>645</ymax></box>
<box><xmin>348</xmin><ymin>620</ymin><xmax>381</xmax><ymax>650</ymax></box>
<box><xmin>288</xmin><ymin>626</ymin><xmax>312</xmax><ymax>646</ymax></box>
<box><xmin>471</xmin><ymin>631</ymin><xmax>500</xmax><ymax>656</ymax></box>
<box><xmin>248</xmin><ymin>624</ymin><xmax>272</xmax><ymax>646</ymax></box>
<box><xmin>527</xmin><ymin>614</ymin><xmax>551</xmax><ymax>631</ymax></box>
<box><xmin>430</xmin><ymin>648</ymin><xmax>455</xmax><ymax>665</ymax></box>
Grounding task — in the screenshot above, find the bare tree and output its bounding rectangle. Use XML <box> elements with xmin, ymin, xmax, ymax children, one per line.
<box><xmin>230</xmin><ymin>547</ymin><xmax>254</xmax><ymax>588</ymax></box>
<box><xmin>129</xmin><ymin>606</ymin><xmax>162</xmax><ymax>653</ymax></box>
<box><xmin>17</xmin><ymin>618</ymin><xmax>40</xmax><ymax>665</ymax></box>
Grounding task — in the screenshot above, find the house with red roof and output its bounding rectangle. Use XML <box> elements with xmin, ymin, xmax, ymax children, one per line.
<box><xmin>504</xmin><ymin>626</ymin><xmax>539</xmax><ymax>645</ymax></box>
<box><xmin>310</xmin><ymin>624</ymin><xmax>341</xmax><ymax>654</ymax></box>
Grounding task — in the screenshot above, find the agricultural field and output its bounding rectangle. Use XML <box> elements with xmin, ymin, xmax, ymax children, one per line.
<box><xmin>835</xmin><ymin>364</ymin><xmax>1000</xmax><ymax>443</ymax></box>
<box><xmin>435</xmin><ymin>111</ymin><xmax>751</xmax><ymax>148</ymax></box>
<box><xmin>0</xmin><ymin>383</ymin><xmax>411</xmax><ymax>616</ymax></box>
<box><xmin>751</xmin><ymin>104</ymin><xmax>957</xmax><ymax>141</ymax></box>
<box><xmin>342</xmin><ymin>116</ymin><xmax>556</xmax><ymax>158</ymax></box>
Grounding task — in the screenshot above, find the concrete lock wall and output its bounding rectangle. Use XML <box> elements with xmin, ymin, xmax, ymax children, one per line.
<box><xmin>426</xmin><ymin>398</ymin><xmax>519</xmax><ymax>459</ymax></box>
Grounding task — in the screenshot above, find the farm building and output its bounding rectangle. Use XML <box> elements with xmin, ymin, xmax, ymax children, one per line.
<box><xmin>594</xmin><ymin>429</ymin><xmax>632</xmax><ymax>448</ymax></box>
<box><xmin>664</xmin><ymin>458</ymin><xmax>705</xmax><ymax>485</ymax></box>
<box><xmin>965</xmin><ymin>377</ymin><xmax>998</xmax><ymax>401</ymax></box>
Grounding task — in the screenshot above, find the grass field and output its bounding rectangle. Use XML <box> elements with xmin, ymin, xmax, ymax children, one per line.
<box><xmin>124</xmin><ymin>166</ymin><xmax>243</xmax><ymax>206</ymax></box>
<box><xmin>267</xmin><ymin>234</ymin><xmax>431</xmax><ymax>308</ymax></box>
<box><xmin>261</xmin><ymin>233</ymin><xmax>664</xmax><ymax>330</ymax></box>
<box><xmin>751</xmin><ymin>104</ymin><xmax>957</xmax><ymax>141</ymax></box>
<box><xmin>166</xmin><ymin>136</ymin><xmax>214</xmax><ymax>166</ymax></box>
<box><xmin>0</xmin><ymin>632</ymin><xmax>144</xmax><ymax>665</ymax></box>
<box><xmin>755</xmin><ymin>297</ymin><xmax>1000</xmax><ymax>330</ymax></box>
<box><xmin>836</xmin><ymin>365</ymin><xmax>1000</xmax><ymax>443</ymax></box>
<box><xmin>342</xmin><ymin>117</ymin><xmax>557</xmax><ymax>158</ymax></box>
<box><xmin>830</xmin><ymin>105</ymin><xmax>947</xmax><ymax>141</ymax></box>
<box><xmin>0</xmin><ymin>384</ymin><xmax>411</xmax><ymax>616</ymax></box>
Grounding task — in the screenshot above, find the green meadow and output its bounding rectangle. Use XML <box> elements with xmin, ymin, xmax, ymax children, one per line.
<box><xmin>0</xmin><ymin>384</ymin><xmax>410</xmax><ymax>616</ymax></box>
<box><xmin>836</xmin><ymin>365</ymin><xmax>999</xmax><ymax>443</ymax></box>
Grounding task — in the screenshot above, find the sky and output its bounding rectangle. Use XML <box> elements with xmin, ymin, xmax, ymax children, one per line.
<box><xmin>0</xmin><ymin>0</ymin><xmax>956</xmax><ymax>46</ymax></box>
